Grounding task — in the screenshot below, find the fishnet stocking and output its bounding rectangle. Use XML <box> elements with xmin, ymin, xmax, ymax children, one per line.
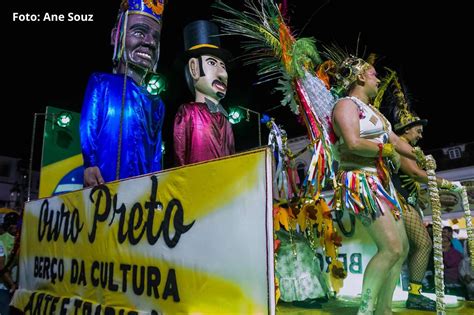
<box><xmin>404</xmin><ymin>205</ymin><xmax>432</xmax><ymax>283</ymax></box>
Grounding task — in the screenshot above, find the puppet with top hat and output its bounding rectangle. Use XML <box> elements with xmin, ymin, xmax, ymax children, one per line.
<box><xmin>173</xmin><ymin>20</ymin><xmax>235</xmax><ymax>166</ymax></box>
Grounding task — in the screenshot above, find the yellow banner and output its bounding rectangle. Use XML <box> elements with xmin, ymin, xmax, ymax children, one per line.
<box><xmin>13</xmin><ymin>148</ymin><xmax>275</xmax><ymax>314</ymax></box>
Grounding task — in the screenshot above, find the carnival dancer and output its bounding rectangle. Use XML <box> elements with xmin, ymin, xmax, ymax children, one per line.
<box><xmin>173</xmin><ymin>20</ymin><xmax>235</xmax><ymax>166</ymax></box>
<box><xmin>375</xmin><ymin>70</ymin><xmax>462</xmax><ymax>311</ymax></box>
<box><xmin>328</xmin><ymin>53</ymin><xmax>432</xmax><ymax>314</ymax></box>
<box><xmin>80</xmin><ymin>0</ymin><xmax>166</xmax><ymax>186</ymax></box>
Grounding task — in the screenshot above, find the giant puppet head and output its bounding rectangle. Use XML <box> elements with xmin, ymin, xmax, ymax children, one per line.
<box><xmin>111</xmin><ymin>0</ymin><xmax>165</xmax><ymax>84</ymax></box>
<box><xmin>182</xmin><ymin>20</ymin><xmax>232</xmax><ymax>104</ymax></box>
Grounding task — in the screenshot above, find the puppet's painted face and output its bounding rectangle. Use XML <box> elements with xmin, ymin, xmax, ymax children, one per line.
<box><xmin>123</xmin><ymin>14</ymin><xmax>161</xmax><ymax>71</ymax></box>
<box><xmin>194</xmin><ymin>55</ymin><xmax>228</xmax><ymax>101</ymax></box>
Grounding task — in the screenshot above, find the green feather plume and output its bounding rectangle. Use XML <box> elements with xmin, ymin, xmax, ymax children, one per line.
<box><xmin>373</xmin><ymin>68</ymin><xmax>396</xmax><ymax>109</ymax></box>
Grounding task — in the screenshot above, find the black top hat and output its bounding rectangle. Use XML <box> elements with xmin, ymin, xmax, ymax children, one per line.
<box><xmin>380</xmin><ymin>96</ymin><xmax>428</xmax><ymax>134</ymax></box>
<box><xmin>393</xmin><ymin>111</ymin><xmax>428</xmax><ymax>134</ymax></box>
<box><xmin>183</xmin><ymin>20</ymin><xmax>232</xmax><ymax>63</ymax></box>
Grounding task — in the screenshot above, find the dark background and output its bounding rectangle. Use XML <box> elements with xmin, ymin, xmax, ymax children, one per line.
<box><xmin>4</xmin><ymin>0</ymin><xmax>473</xmax><ymax>170</ymax></box>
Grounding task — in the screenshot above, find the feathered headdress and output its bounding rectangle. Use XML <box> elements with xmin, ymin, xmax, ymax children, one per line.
<box><xmin>213</xmin><ymin>0</ymin><xmax>323</xmax><ymax>112</ymax></box>
<box><xmin>213</xmin><ymin>1</ymin><xmax>335</xmax><ymax>189</ymax></box>
<box><xmin>376</xmin><ymin>68</ymin><xmax>427</xmax><ymax>134</ymax></box>
<box><xmin>213</xmin><ymin>0</ymin><xmax>346</xmax><ymax>293</ymax></box>
<box><xmin>322</xmin><ymin>43</ymin><xmax>375</xmax><ymax>96</ymax></box>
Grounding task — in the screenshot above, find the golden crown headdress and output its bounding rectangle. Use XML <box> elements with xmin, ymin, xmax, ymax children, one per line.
<box><xmin>322</xmin><ymin>43</ymin><xmax>374</xmax><ymax>94</ymax></box>
<box><xmin>335</xmin><ymin>57</ymin><xmax>372</xmax><ymax>91</ymax></box>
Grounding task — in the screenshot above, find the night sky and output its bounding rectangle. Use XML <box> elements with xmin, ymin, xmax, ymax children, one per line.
<box><xmin>4</xmin><ymin>0</ymin><xmax>472</xmax><ymax>170</ymax></box>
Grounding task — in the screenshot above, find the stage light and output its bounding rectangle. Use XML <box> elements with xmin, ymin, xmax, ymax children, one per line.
<box><xmin>228</xmin><ymin>108</ymin><xmax>243</xmax><ymax>124</ymax></box>
<box><xmin>147</xmin><ymin>74</ymin><xmax>167</xmax><ymax>95</ymax></box>
<box><xmin>56</xmin><ymin>112</ymin><xmax>72</xmax><ymax>128</ymax></box>
<box><xmin>261</xmin><ymin>114</ymin><xmax>271</xmax><ymax>124</ymax></box>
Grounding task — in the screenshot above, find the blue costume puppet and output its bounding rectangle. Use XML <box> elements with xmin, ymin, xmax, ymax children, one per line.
<box><xmin>80</xmin><ymin>0</ymin><xmax>165</xmax><ymax>186</ymax></box>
